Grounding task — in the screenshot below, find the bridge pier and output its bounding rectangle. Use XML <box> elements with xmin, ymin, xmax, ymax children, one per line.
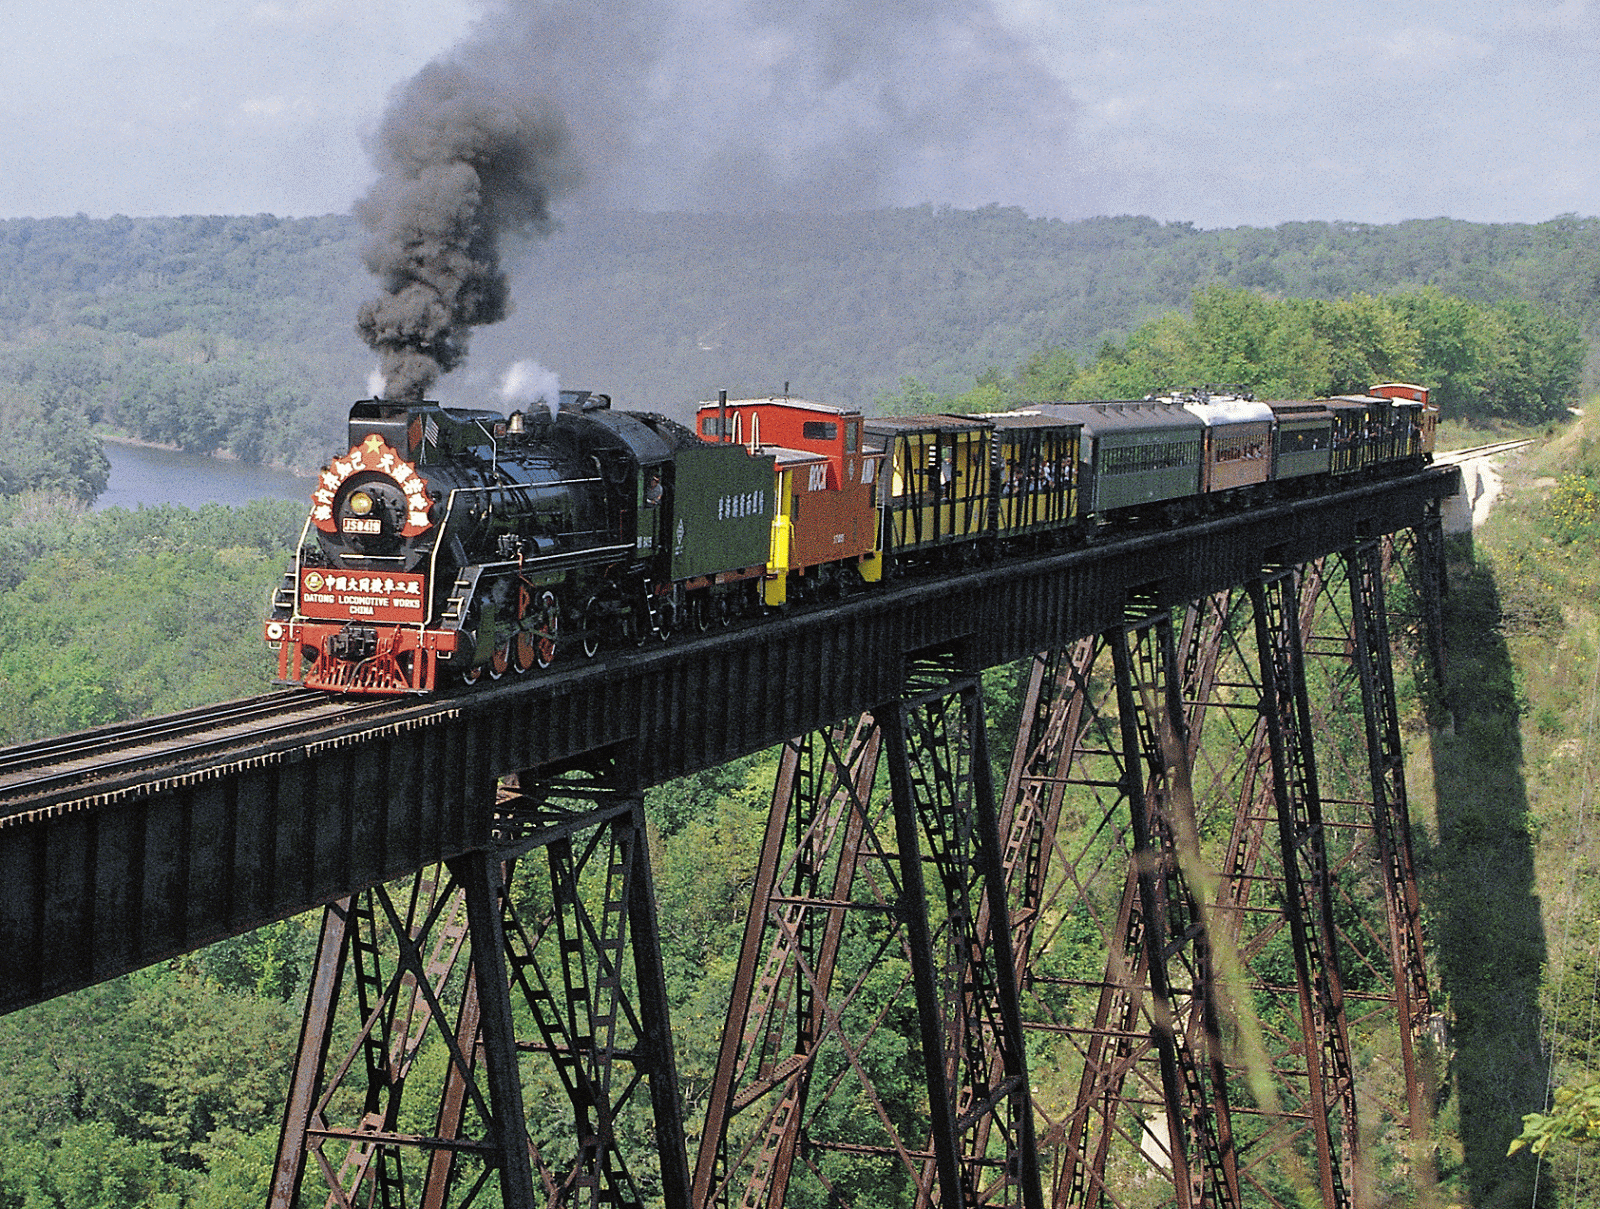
<box><xmin>693</xmin><ymin>654</ymin><xmax>1044</xmax><ymax>1208</ymax></box>
<box><xmin>1032</xmin><ymin>613</ymin><xmax>1237</xmax><ymax>1209</ymax></box>
<box><xmin>270</xmin><ymin>761</ymin><xmax>691</xmax><ymax>1209</ymax></box>
<box><xmin>991</xmin><ymin>540</ymin><xmax>1438</xmax><ymax>1208</ymax></box>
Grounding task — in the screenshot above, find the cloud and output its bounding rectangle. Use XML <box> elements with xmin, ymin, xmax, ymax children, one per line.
<box><xmin>1500</xmin><ymin>0</ymin><xmax>1600</xmax><ymax>58</ymax></box>
<box><xmin>0</xmin><ymin>0</ymin><xmax>1594</xmax><ymax>225</ymax></box>
<box><xmin>0</xmin><ymin>0</ymin><xmax>482</xmax><ymax>218</ymax></box>
<box><xmin>1374</xmin><ymin>26</ymin><xmax>1494</xmax><ymax>70</ymax></box>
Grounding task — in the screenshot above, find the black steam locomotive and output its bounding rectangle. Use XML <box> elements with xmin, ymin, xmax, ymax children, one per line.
<box><xmin>265</xmin><ymin>391</ymin><xmax>776</xmax><ymax>693</ymax></box>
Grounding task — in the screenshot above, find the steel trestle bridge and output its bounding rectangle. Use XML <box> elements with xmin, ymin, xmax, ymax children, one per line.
<box><xmin>0</xmin><ymin>467</ymin><xmax>1456</xmax><ymax>1209</ymax></box>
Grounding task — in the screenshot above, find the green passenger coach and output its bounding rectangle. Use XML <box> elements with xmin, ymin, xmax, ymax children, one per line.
<box><xmin>1265</xmin><ymin>399</ymin><xmax>1336</xmax><ymax>482</ymax></box>
<box><xmin>1036</xmin><ymin>401</ymin><xmax>1205</xmax><ymax>519</ymax></box>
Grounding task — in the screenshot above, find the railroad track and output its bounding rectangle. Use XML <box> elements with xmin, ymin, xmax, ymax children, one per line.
<box><xmin>0</xmin><ymin>690</ymin><xmax>408</xmax><ymax>814</ymax></box>
<box><xmin>0</xmin><ymin>462</ymin><xmax>1465</xmax><ymax>817</ymax></box>
<box><xmin>1436</xmin><ymin>439</ymin><xmax>1535</xmax><ymax>463</ymax></box>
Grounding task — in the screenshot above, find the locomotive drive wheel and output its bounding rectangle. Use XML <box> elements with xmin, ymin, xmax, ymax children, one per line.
<box><xmin>532</xmin><ymin>589</ymin><xmax>560</xmax><ymax>669</ymax></box>
<box><xmin>489</xmin><ymin>636</ymin><xmax>511</xmax><ymax>679</ymax></box>
<box><xmin>489</xmin><ymin>599</ymin><xmax>513</xmax><ymax>678</ymax></box>
<box><xmin>509</xmin><ymin>584</ymin><xmax>556</xmax><ymax>673</ymax></box>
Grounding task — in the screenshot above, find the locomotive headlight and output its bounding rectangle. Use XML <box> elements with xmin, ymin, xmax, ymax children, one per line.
<box><xmin>348</xmin><ymin>490</ymin><xmax>376</xmax><ymax>516</ymax></box>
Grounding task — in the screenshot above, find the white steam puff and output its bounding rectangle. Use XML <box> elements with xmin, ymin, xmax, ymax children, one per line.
<box><xmin>500</xmin><ymin>359</ymin><xmax>562</xmax><ymax>420</ymax></box>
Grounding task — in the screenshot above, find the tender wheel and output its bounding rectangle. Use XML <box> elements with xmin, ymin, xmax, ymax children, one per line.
<box><xmin>653</xmin><ymin>595</ymin><xmax>675</xmax><ymax>642</ymax></box>
<box><xmin>581</xmin><ymin>596</ymin><xmax>603</xmax><ymax>658</ymax></box>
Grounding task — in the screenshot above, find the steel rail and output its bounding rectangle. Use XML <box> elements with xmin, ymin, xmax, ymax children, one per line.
<box><xmin>1434</xmin><ymin>439</ymin><xmax>1534</xmax><ymax>462</ymax></box>
<box><xmin>0</xmin><ymin>691</ymin><xmax>404</xmax><ymax>815</ymax></box>
<box><xmin>1</xmin><ymin>466</ymin><xmax>1462</xmax><ymax>818</ymax></box>
<box><xmin>0</xmin><ymin>693</ymin><xmax>321</xmax><ymax>776</ymax></box>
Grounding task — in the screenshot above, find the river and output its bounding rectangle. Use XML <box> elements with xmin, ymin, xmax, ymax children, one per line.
<box><xmin>96</xmin><ymin>441</ymin><xmax>313</xmax><ymax>511</ymax></box>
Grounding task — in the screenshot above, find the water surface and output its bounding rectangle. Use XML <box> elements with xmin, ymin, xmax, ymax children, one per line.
<box><xmin>97</xmin><ymin>442</ymin><xmax>312</xmax><ymax>511</ymax></box>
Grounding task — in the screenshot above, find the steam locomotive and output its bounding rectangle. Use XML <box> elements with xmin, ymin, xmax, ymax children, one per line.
<box><xmin>265</xmin><ymin>384</ymin><xmax>1435</xmax><ymax>694</ymax></box>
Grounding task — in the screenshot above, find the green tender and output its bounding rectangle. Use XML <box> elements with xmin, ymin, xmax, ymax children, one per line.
<box><xmin>670</xmin><ymin>443</ymin><xmax>776</xmax><ymax>581</ymax></box>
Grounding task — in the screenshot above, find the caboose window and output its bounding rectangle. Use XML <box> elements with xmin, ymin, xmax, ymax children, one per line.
<box><xmin>845</xmin><ymin>422</ymin><xmax>859</xmax><ymax>453</ymax></box>
<box><xmin>803</xmin><ymin>421</ymin><xmax>838</xmax><ymax>441</ymax></box>
<box><xmin>700</xmin><ymin>416</ymin><xmax>729</xmax><ymax>436</ymax></box>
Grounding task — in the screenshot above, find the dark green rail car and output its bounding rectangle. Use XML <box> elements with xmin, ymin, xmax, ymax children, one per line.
<box><xmin>669</xmin><ymin>443</ymin><xmax>775</xmax><ymax>581</ymax></box>
<box><xmin>1266</xmin><ymin>399</ymin><xmax>1335</xmax><ymax>481</ymax></box>
<box><xmin>1328</xmin><ymin>396</ymin><xmax>1377</xmax><ymax>475</ymax></box>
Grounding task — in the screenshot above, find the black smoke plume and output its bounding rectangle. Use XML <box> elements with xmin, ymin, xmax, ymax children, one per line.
<box><xmin>355</xmin><ymin>0</ymin><xmax>1092</xmax><ymax>399</ymax></box>
<box><xmin>356</xmin><ymin>60</ymin><xmax>575</xmax><ymax>401</ymax></box>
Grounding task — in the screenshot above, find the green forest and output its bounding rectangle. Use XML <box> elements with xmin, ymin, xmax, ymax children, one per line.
<box><xmin>3</xmin><ymin>207</ymin><xmax>1600</xmax><ymax>1206</ymax></box>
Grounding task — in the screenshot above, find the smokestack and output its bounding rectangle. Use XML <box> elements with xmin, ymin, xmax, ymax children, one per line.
<box><xmin>355</xmin><ymin>60</ymin><xmax>576</xmax><ymax>401</ymax></box>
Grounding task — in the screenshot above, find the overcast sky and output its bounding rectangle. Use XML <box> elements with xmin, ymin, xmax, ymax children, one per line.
<box><xmin>0</xmin><ymin>0</ymin><xmax>1593</xmax><ymax>230</ymax></box>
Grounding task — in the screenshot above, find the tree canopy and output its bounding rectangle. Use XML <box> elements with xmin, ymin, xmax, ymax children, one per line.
<box><xmin>892</xmin><ymin>284</ymin><xmax>1583</xmax><ymax>422</ymax></box>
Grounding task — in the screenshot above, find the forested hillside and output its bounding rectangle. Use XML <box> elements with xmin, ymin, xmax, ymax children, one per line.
<box><xmin>490</xmin><ymin>209</ymin><xmax>1600</xmax><ymax>415</ymax></box>
<box><xmin>1</xmin><ymin>208</ymin><xmax>1598</xmax><ymax>501</ymax></box>
<box><xmin>0</xmin><ymin>499</ymin><xmax>304</xmax><ymax>739</ymax></box>
<box><xmin>889</xmin><ymin>283</ymin><xmax>1584</xmax><ymax>423</ymax></box>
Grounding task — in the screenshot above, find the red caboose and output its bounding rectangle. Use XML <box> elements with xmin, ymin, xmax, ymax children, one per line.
<box><xmin>696</xmin><ymin>396</ymin><xmax>883</xmax><ymax>603</ymax></box>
